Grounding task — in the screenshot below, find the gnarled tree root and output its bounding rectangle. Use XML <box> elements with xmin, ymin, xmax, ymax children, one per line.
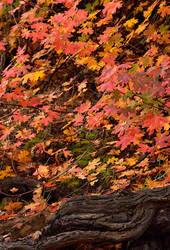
<box><xmin>0</xmin><ymin>186</ymin><xmax>170</xmax><ymax>249</ymax></box>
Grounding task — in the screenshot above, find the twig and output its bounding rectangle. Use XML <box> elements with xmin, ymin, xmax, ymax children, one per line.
<box><xmin>49</xmin><ymin>146</ymin><xmax>92</xmax><ymax>182</ymax></box>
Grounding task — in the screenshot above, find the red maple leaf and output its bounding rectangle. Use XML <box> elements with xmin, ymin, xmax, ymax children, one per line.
<box><xmin>75</xmin><ymin>102</ymin><xmax>90</xmax><ymax>113</ymax></box>
<box><xmin>142</xmin><ymin>114</ymin><xmax>168</xmax><ymax>135</ymax></box>
<box><xmin>73</xmin><ymin>114</ymin><xmax>84</xmax><ymax>125</ymax></box>
<box><xmin>0</xmin><ymin>42</ymin><xmax>7</xmax><ymax>51</ymax></box>
<box><xmin>102</xmin><ymin>1</ymin><xmax>122</xmax><ymax>16</ymax></box>
<box><xmin>0</xmin><ymin>127</ymin><xmax>14</xmax><ymax>141</ymax></box>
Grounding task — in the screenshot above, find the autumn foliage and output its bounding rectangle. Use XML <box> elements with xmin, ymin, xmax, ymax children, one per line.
<box><xmin>0</xmin><ymin>0</ymin><xmax>169</xmax><ymax>217</ymax></box>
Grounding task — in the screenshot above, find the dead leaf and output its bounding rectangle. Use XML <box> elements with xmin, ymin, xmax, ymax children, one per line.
<box><xmin>31</xmin><ymin>230</ymin><xmax>42</xmax><ymax>240</ymax></box>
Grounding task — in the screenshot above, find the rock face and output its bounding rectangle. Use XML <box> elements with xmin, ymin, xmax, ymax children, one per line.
<box><xmin>0</xmin><ymin>185</ymin><xmax>170</xmax><ymax>249</ymax></box>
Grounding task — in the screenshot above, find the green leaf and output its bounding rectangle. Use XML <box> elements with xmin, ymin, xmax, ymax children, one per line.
<box><xmin>129</xmin><ymin>64</ymin><xmax>139</xmax><ymax>73</ymax></box>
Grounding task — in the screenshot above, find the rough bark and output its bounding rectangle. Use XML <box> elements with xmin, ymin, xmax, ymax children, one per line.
<box><xmin>0</xmin><ymin>185</ymin><xmax>169</xmax><ymax>249</ymax></box>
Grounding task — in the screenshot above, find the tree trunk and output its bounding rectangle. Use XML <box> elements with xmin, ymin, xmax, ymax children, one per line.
<box><xmin>0</xmin><ymin>186</ymin><xmax>170</xmax><ymax>249</ymax></box>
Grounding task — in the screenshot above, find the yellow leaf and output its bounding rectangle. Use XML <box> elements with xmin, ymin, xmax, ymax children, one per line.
<box><xmin>88</xmin><ymin>10</ymin><xmax>100</xmax><ymax>20</ymax></box>
<box><xmin>45</xmin><ymin>140</ymin><xmax>52</xmax><ymax>146</ymax></box>
<box><xmin>107</xmin><ymin>157</ymin><xmax>118</xmax><ymax>164</ymax></box>
<box><xmin>144</xmin><ymin>1</ymin><xmax>159</xmax><ymax>21</ymax></box>
<box><xmin>62</xmin><ymin>121</ymin><xmax>72</xmax><ymax>129</ymax></box>
<box><xmin>96</xmin><ymin>164</ymin><xmax>107</xmax><ymax>173</ymax></box>
<box><xmin>33</xmin><ymin>88</ymin><xmax>40</xmax><ymax>94</ymax></box>
<box><xmin>104</xmin><ymin>124</ymin><xmax>112</xmax><ymax>130</ymax></box>
<box><xmin>101</xmin><ymin>0</ymin><xmax>110</xmax><ymax>4</ymax></box>
<box><xmin>126</xmin><ymin>31</ymin><xmax>135</xmax><ymax>43</ymax></box>
<box><xmin>84</xmin><ymin>158</ymin><xmax>100</xmax><ymax>173</ymax></box>
<box><xmin>125</xmin><ymin>158</ymin><xmax>137</xmax><ymax>166</ymax></box>
<box><xmin>129</xmin><ymin>80</ymin><xmax>134</xmax><ymax>90</ymax></box>
<box><xmin>63</xmin><ymin>127</ymin><xmax>77</xmax><ymax>142</ymax></box>
<box><xmin>135</xmin><ymin>2</ymin><xmax>149</xmax><ymax>14</ymax></box>
<box><xmin>62</xmin><ymin>81</ymin><xmax>71</xmax><ymax>87</ymax></box>
<box><xmin>17</xmin><ymin>150</ymin><xmax>31</xmax><ymax>163</ymax></box>
<box><xmin>124</xmin><ymin>18</ymin><xmax>138</xmax><ymax>29</ymax></box>
<box><xmin>32</xmin><ymin>70</ymin><xmax>46</xmax><ymax>82</ymax></box>
<box><xmin>135</xmin><ymin>22</ymin><xmax>149</xmax><ymax>34</ymax></box>
<box><xmin>22</xmin><ymin>70</ymin><xmax>45</xmax><ymax>86</ymax></box>
<box><xmin>87</xmin><ymin>173</ymin><xmax>98</xmax><ymax>186</ymax></box>
<box><xmin>76</xmin><ymin>56</ymin><xmax>89</xmax><ymax>65</ymax></box>
<box><xmin>65</xmin><ymin>94</ymin><xmax>77</xmax><ymax>105</ymax></box>
<box><xmin>164</xmin><ymin>117</ymin><xmax>170</xmax><ymax>130</ymax></box>
<box><xmin>63</xmin><ymin>127</ymin><xmax>73</xmax><ymax>135</ymax></box>
<box><xmin>0</xmin><ymin>166</ymin><xmax>15</xmax><ymax>180</ymax></box>
<box><xmin>46</xmin><ymin>149</ymin><xmax>54</xmax><ymax>155</ymax></box>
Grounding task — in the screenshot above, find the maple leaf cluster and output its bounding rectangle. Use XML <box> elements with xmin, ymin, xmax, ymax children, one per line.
<box><xmin>0</xmin><ymin>0</ymin><xmax>169</xmax><ymax>217</ymax></box>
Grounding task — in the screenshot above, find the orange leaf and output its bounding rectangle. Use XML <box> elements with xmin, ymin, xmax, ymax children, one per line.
<box><xmin>0</xmin><ymin>212</ymin><xmax>9</xmax><ymax>220</ymax></box>
<box><xmin>6</xmin><ymin>202</ymin><xmax>23</xmax><ymax>213</ymax></box>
